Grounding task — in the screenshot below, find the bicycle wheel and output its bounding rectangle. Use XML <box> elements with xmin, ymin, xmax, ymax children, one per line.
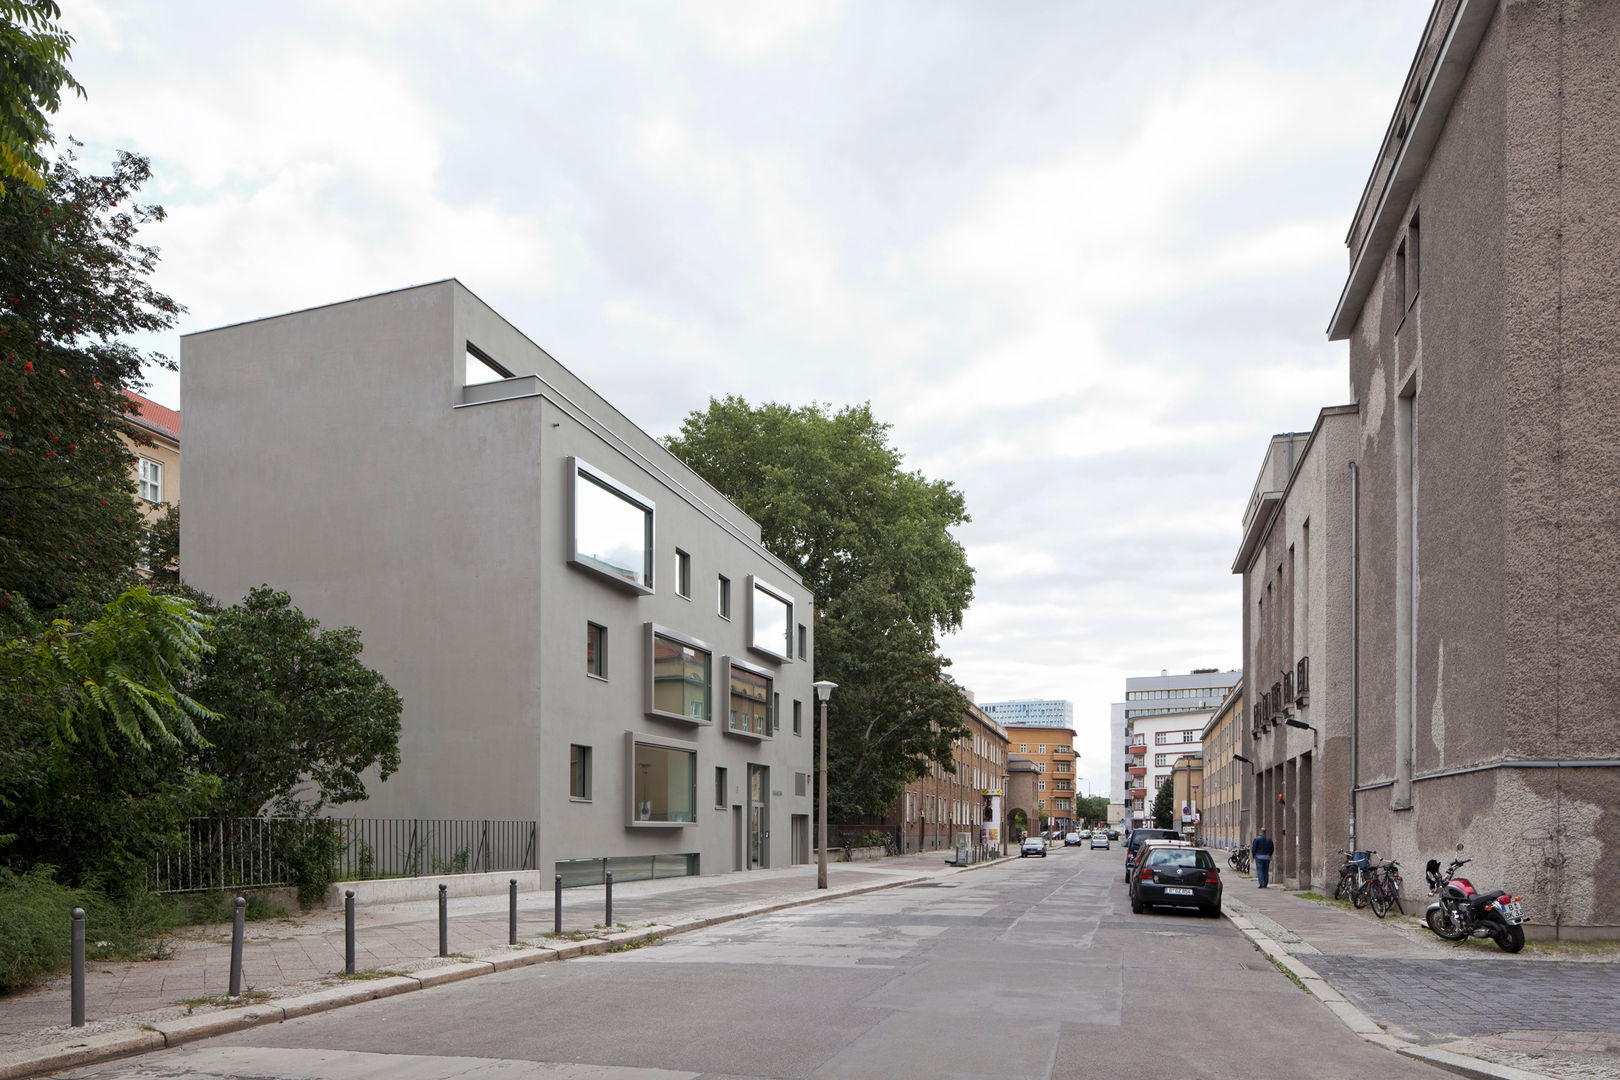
<box><xmin>1389</xmin><ymin>878</ymin><xmax>1405</xmax><ymax>915</ymax></box>
<box><xmin>1370</xmin><ymin>878</ymin><xmax>1392</xmax><ymax>918</ymax></box>
<box><xmin>1352</xmin><ymin>877</ymin><xmax>1370</xmax><ymax>908</ymax></box>
<box><xmin>1333</xmin><ymin>870</ymin><xmax>1353</xmax><ymax>901</ymax></box>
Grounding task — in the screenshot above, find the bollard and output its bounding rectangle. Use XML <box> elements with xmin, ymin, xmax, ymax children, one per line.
<box><xmin>344</xmin><ymin>890</ymin><xmax>356</xmax><ymax>975</ymax></box>
<box><xmin>509</xmin><ymin>878</ymin><xmax>518</xmax><ymax>946</ymax></box>
<box><xmin>70</xmin><ymin>908</ymin><xmax>85</xmax><ymax>1027</ymax></box>
<box><xmin>554</xmin><ymin>874</ymin><xmax>562</xmax><ymax>935</ymax></box>
<box><xmin>438</xmin><ymin>884</ymin><xmax>448</xmax><ymax>957</ymax></box>
<box><xmin>228</xmin><ymin>897</ymin><xmax>245</xmax><ymax>997</ymax></box>
<box><xmin>605</xmin><ymin>870</ymin><xmax>613</xmax><ymax>927</ymax></box>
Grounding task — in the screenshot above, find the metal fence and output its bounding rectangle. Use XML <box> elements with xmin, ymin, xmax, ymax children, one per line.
<box><xmin>153</xmin><ymin>817</ymin><xmax>538</xmax><ymax>894</ymax></box>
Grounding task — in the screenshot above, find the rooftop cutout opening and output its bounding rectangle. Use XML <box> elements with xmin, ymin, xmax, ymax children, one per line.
<box><xmin>465</xmin><ymin>342</ymin><xmax>514</xmax><ymax>386</ymax></box>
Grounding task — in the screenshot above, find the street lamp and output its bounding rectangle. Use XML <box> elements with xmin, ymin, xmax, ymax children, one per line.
<box><xmin>812</xmin><ymin>680</ymin><xmax>837</xmax><ymax>890</ymax></box>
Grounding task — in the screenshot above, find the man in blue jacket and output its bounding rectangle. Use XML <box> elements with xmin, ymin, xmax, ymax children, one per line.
<box><xmin>1252</xmin><ymin>828</ymin><xmax>1275</xmax><ymax>888</ymax></box>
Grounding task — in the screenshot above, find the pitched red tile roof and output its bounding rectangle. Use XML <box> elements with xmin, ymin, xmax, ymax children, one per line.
<box><xmin>123</xmin><ymin>389</ymin><xmax>180</xmax><ymax>442</ymax></box>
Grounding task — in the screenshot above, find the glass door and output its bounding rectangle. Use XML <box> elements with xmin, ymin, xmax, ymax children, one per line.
<box><xmin>748</xmin><ymin>764</ymin><xmax>769</xmax><ymax>868</ymax></box>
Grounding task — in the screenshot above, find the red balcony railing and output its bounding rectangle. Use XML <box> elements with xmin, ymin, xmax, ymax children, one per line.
<box><xmin>1128</xmin><ymin>743</ymin><xmax>1146</xmax><ymax>755</ymax></box>
<box><xmin>1128</xmin><ymin>765</ymin><xmax>1147</xmax><ymax>776</ymax></box>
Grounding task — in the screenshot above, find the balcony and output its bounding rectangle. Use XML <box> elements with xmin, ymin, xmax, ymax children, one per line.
<box><xmin>1128</xmin><ymin>743</ymin><xmax>1146</xmax><ymax>755</ymax></box>
<box><xmin>1128</xmin><ymin>764</ymin><xmax>1147</xmax><ymax>777</ymax></box>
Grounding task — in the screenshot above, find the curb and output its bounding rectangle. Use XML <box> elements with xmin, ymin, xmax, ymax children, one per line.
<box><xmin>1222</xmin><ymin>900</ymin><xmax>1556</xmax><ymax>1080</ymax></box>
<box><xmin>0</xmin><ymin>870</ymin><xmax>938</xmax><ymax>1080</ymax></box>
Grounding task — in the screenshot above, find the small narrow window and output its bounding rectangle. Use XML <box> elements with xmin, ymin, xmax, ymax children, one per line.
<box><xmin>715</xmin><ymin>766</ymin><xmax>728</xmax><ymax>808</ymax></box>
<box><xmin>797</xmin><ymin>623</ymin><xmax>807</xmax><ymax>659</ymax></box>
<box><xmin>465</xmin><ymin>343</ymin><xmax>513</xmax><ymax>386</ymax></box>
<box><xmin>587</xmin><ymin>623</ymin><xmax>607</xmax><ymax>678</ymax></box>
<box><xmin>137</xmin><ymin>458</ymin><xmax>162</xmax><ymax>502</ymax></box>
<box><xmin>773</xmin><ymin>692</ymin><xmax>781</xmax><ymax>736</ymax></box>
<box><xmin>793</xmin><ymin>699</ymin><xmax>802</xmax><ymax>736</ymax></box>
<box><xmin>718</xmin><ymin>575</ymin><xmax>731</xmax><ymax>619</ymax></box>
<box><xmin>1406</xmin><ymin>212</ymin><xmax>1421</xmax><ymax>304</ymax></box>
<box><xmin>676</xmin><ymin>549</ymin><xmax>691</xmax><ymax>599</ymax></box>
<box><xmin>570</xmin><ymin>744</ymin><xmax>592</xmax><ymax>800</ymax></box>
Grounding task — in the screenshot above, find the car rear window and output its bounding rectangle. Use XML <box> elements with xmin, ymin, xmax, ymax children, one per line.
<box><xmin>1146</xmin><ymin>848</ymin><xmax>1215</xmax><ymax>869</ymax></box>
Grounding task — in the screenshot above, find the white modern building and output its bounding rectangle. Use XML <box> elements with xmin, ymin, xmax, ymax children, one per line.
<box><xmin>979</xmin><ymin>699</ymin><xmax>1074</xmax><ymax>729</ymax></box>
<box><xmin>1110</xmin><ymin>670</ymin><xmax>1240</xmax><ymax>828</ymax></box>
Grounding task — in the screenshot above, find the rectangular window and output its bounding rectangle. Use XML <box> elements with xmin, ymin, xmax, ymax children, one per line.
<box><xmin>137</xmin><ymin>458</ymin><xmax>162</xmax><ymax>502</ymax></box>
<box><xmin>748</xmin><ymin>577</ymin><xmax>793</xmax><ymax>660</ymax></box>
<box><xmin>571</xmin><ymin>459</ymin><xmax>654</xmax><ymax>592</ymax></box>
<box><xmin>773</xmin><ymin>692</ymin><xmax>781</xmax><ymax>736</ymax></box>
<box><xmin>793</xmin><ymin>699</ymin><xmax>802</xmax><ymax>736</ymax></box>
<box><xmin>632</xmin><ymin>739</ymin><xmax>696</xmax><ymax>823</ymax></box>
<box><xmin>718</xmin><ymin>575</ymin><xmax>731</xmax><ymax>619</ymax></box>
<box><xmin>649</xmin><ymin>627</ymin><xmax>710</xmax><ymax>722</ymax></box>
<box><xmin>1038</xmin><ymin>780</ymin><xmax>1046</xmax><ymax>791</ymax></box>
<box><xmin>727</xmin><ymin>661</ymin><xmax>772</xmax><ymax>737</ymax></box>
<box><xmin>675</xmin><ymin>549</ymin><xmax>691</xmax><ymax>598</ymax></box>
<box><xmin>587</xmin><ymin>623</ymin><xmax>607</xmax><ymax>678</ymax></box>
<box><xmin>1019</xmin><ymin>744</ymin><xmax>1027</xmax><ymax>754</ymax></box>
<box><xmin>570</xmin><ymin>744</ymin><xmax>591</xmax><ymax>800</ymax></box>
<box><xmin>1407</xmin><ymin>212</ymin><xmax>1421</xmax><ymax>303</ymax></box>
<box><xmin>715</xmin><ymin>766</ymin><xmax>728</xmax><ymax>808</ymax></box>
<box><xmin>1038</xmin><ymin>744</ymin><xmax>1046</xmax><ymax>754</ymax></box>
<box><xmin>798</xmin><ymin>623</ymin><xmax>807</xmax><ymax>659</ymax></box>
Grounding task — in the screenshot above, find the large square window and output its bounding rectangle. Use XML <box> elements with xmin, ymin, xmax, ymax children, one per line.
<box><xmin>725</xmin><ymin>659</ymin><xmax>772</xmax><ymax>739</ymax></box>
<box><xmin>748</xmin><ymin>577</ymin><xmax>793</xmax><ymax>660</ymax></box>
<box><xmin>646</xmin><ymin>624</ymin><xmax>711</xmax><ymax>724</ymax></box>
<box><xmin>570</xmin><ymin>458</ymin><xmax>654</xmax><ymax>593</ymax></box>
<box><xmin>628</xmin><ymin>734</ymin><xmax>696</xmax><ymax>825</ymax></box>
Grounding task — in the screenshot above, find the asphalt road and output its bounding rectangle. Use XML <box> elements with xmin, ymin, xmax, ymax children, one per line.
<box><xmin>60</xmin><ymin>847</ymin><xmax>1452</xmax><ymax>1080</ymax></box>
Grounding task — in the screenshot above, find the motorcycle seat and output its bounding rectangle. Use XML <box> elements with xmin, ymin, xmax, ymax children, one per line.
<box><xmin>1468</xmin><ymin>890</ymin><xmax>1507</xmax><ymax>908</ymax></box>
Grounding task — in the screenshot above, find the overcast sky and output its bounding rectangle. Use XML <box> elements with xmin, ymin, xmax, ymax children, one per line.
<box><xmin>57</xmin><ymin>0</ymin><xmax>1430</xmax><ymax>801</ymax></box>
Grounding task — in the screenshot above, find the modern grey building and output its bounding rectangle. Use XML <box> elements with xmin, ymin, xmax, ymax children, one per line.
<box><xmin>1109</xmin><ymin>670</ymin><xmax>1240</xmax><ymax>827</ymax></box>
<box><xmin>978</xmin><ymin>699</ymin><xmax>1074</xmax><ymax>729</ymax></box>
<box><xmin>181</xmin><ymin>280</ymin><xmax>816</xmax><ymax>881</ymax></box>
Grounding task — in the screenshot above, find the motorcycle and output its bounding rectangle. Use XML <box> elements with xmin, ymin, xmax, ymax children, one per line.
<box><xmin>1423</xmin><ymin>857</ymin><xmax>1526</xmax><ymax>953</ymax></box>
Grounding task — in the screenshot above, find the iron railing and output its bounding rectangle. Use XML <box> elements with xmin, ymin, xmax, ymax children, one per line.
<box><xmin>154</xmin><ymin>817</ymin><xmax>538</xmax><ymax>894</ymax></box>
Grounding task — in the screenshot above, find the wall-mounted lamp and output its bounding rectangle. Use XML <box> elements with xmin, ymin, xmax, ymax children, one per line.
<box><xmin>1283</xmin><ymin>717</ymin><xmax>1318</xmax><ymax>748</ymax></box>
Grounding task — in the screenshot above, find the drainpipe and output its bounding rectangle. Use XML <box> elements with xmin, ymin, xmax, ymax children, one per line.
<box><xmin>1349</xmin><ymin>461</ymin><xmax>1360</xmax><ymax>855</ymax></box>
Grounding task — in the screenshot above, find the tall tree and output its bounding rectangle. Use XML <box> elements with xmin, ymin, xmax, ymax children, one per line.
<box><xmin>0</xmin><ymin>0</ymin><xmax>84</xmax><ymax>197</ymax></box>
<box><xmin>0</xmin><ymin>147</ymin><xmax>182</xmax><ymax>609</ymax></box>
<box><xmin>1151</xmin><ymin>775</ymin><xmax>1175</xmax><ymax>830</ymax></box>
<box><xmin>666</xmin><ymin>398</ymin><xmax>975</xmax><ymax>819</ymax></box>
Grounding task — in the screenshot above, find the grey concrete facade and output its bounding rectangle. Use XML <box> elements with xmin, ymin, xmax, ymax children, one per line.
<box><xmin>181</xmin><ymin>280</ymin><xmax>816</xmax><ymax>879</ymax></box>
<box><xmin>1242</xmin><ymin>0</ymin><xmax>1620</xmax><ymax>934</ymax></box>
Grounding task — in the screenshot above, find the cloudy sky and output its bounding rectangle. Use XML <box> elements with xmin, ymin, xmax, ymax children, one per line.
<box><xmin>56</xmin><ymin>0</ymin><xmax>1430</xmax><ymax>800</ymax></box>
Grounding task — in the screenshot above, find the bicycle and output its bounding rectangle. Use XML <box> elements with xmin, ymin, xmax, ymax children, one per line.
<box><xmin>1368</xmin><ymin>858</ymin><xmax>1405</xmax><ymax>918</ymax></box>
<box><xmin>1333</xmin><ymin>850</ymin><xmax>1375</xmax><ymax>903</ymax></box>
<box><xmin>1229</xmin><ymin>846</ymin><xmax>1251</xmax><ymax>874</ymax></box>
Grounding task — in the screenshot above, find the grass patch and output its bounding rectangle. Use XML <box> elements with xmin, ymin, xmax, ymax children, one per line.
<box><xmin>0</xmin><ymin>868</ymin><xmax>179</xmax><ymax>992</ymax></box>
<box><xmin>1296</xmin><ymin>892</ymin><xmax>1328</xmax><ymax>902</ymax></box>
<box><xmin>604</xmin><ymin>934</ymin><xmax>662</xmax><ymax>953</ymax></box>
<box><xmin>166</xmin><ymin>891</ymin><xmax>289</xmax><ymax>926</ymax></box>
<box><xmin>1523</xmin><ymin>938</ymin><xmax>1620</xmax><ymax>960</ymax></box>
<box><xmin>543</xmin><ymin>930</ymin><xmax>594</xmax><ymax>942</ymax></box>
<box><xmin>339</xmin><ymin>968</ymin><xmax>408</xmax><ymax>981</ymax></box>
<box><xmin>176</xmin><ymin>989</ymin><xmax>272</xmax><ymax>1013</ymax></box>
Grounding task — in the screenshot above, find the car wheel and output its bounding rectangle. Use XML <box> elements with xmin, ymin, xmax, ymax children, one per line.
<box><xmin>1130</xmin><ymin>893</ymin><xmax>1144</xmax><ymax>914</ymax></box>
<box><xmin>1202</xmin><ymin>904</ymin><xmax>1222</xmax><ymax>919</ymax></box>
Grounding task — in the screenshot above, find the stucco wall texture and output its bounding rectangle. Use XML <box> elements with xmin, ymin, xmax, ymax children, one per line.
<box><xmin>1339</xmin><ymin>0</ymin><xmax>1620</xmax><ymax>935</ymax></box>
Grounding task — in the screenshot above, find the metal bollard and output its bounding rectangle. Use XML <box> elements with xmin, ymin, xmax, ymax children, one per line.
<box><xmin>344</xmin><ymin>890</ymin><xmax>356</xmax><ymax>975</ymax></box>
<box><xmin>509</xmin><ymin>878</ymin><xmax>518</xmax><ymax>945</ymax></box>
<box><xmin>554</xmin><ymin>874</ymin><xmax>562</xmax><ymax>935</ymax></box>
<box><xmin>228</xmin><ymin>897</ymin><xmax>245</xmax><ymax>997</ymax></box>
<box><xmin>605</xmin><ymin>871</ymin><xmax>613</xmax><ymax>927</ymax></box>
<box><xmin>438</xmin><ymin>884</ymin><xmax>448</xmax><ymax>957</ymax></box>
<box><xmin>70</xmin><ymin>908</ymin><xmax>85</xmax><ymax>1027</ymax></box>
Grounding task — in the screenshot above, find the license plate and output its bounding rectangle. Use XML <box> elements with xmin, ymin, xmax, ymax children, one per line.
<box><xmin>1165</xmin><ymin>887</ymin><xmax>1193</xmax><ymax>896</ymax></box>
<box><xmin>1502</xmin><ymin>900</ymin><xmax>1524</xmax><ymax>924</ymax></box>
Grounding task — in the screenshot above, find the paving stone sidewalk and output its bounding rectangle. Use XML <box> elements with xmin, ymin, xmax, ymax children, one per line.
<box><xmin>0</xmin><ymin>851</ymin><xmax>968</xmax><ymax>1062</ymax></box>
<box><xmin>1221</xmin><ymin>869</ymin><xmax>1620</xmax><ymax>1080</ymax></box>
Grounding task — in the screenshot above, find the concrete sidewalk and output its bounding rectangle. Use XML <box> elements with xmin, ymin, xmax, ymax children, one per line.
<box><xmin>0</xmin><ymin>851</ymin><xmax>992</xmax><ymax>1078</ymax></box>
<box><xmin>1219</xmin><ymin>866</ymin><xmax>1620</xmax><ymax>1080</ymax></box>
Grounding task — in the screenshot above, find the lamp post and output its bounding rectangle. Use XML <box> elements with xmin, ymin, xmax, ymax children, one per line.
<box><xmin>813</xmin><ymin>680</ymin><xmax>837</xmax><ymax>889</ymax></box>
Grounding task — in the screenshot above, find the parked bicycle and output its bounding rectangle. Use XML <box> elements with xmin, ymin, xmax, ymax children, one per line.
<box><xmin>1228</xmin><ymin>845</ymin><xmax>1251</xmax><ymax>873</ymax></box>
<box><xmin>1333</xmin><ymin>849</ymin><xmax>1375</xmax><ymax>903</ymax></box>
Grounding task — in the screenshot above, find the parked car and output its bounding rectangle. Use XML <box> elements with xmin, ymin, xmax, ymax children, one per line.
<box><xmin>1129</xmin><ymin>845</ymin><xmax>1223</xmax><ymax>917</ymax></box>
<box><xmin>1123</xmin><ymin>828</ymin><xmax>1181</xmax><ymax>878</ymax></box>
<box><xmin>1089</xmin><ymin>832</ymin><xmax>1110</xmax><ymax>850</ymax></box>
<box><xmin>1125</xmin><ymin>838</ymin><xmax>1191</xmax><ymax>883</ymax></box>
<box><xmin>1063</xmin><ymin>832</ymin><xmax>1082</xmax><ymax>846</ymax></box>
<box><xmin>1021</xmin><ymin>836</ymin><xmax>1048</xmax><ymax>857</ymax></box>
<box><xmin>1107</xmin><ymin>830</ymin><xmax>1120</xmax><ymax>841</ymax></box>
<box><xmin>1079</xmin><ymin>829</ymin><xmax>1092</xmax><ymax>840</ymax></box>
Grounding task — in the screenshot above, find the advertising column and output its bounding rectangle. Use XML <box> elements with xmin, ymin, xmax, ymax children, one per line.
<box><xmin>981</xmin><ymin>789</ymin><xmax>1002</xmax><ymax>855</ymax></box>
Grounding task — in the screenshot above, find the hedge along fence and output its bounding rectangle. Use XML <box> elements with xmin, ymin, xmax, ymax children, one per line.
<box><xmin>154</xmin><ymin>818</ymin><xmax>538</xmax><ymax>899</ymax></box>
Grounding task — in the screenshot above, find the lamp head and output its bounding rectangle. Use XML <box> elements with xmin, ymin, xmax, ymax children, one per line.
<box><xmin>812</xmin><ymin>680</ymin><xmax>838</xmax><ymax>703</ymax></box>
<box><xmin>1283</xmin><ymin>717</ymin><xmax>1314</xmax><ymax>731</ymax></box>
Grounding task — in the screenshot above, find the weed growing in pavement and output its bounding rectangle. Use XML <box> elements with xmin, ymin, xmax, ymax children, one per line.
<box><xmin>1296</xmin><ymin>892</ymin><xmax>1327</xmax><ymax>902</ymax></box>
<box><xmin>177</xmin><ymin>989</ymin><xmax>272</xmax><ymax>1014</ymax></box>
<box><xmin>1265</xmin><ymin>954</ymin><xmax>1306</xmax><ymax>992</ymax></box>
<box><xmin>543</xmin><ymin>930</ymin><xmax>593</xmax><ymax>941</ymax></box>
<box><xmin>605</xmin><ymin>934</ymin><xmax>662</xmax><ymax>953</ymax></box>
<box><xmin>340</xmin><ymin>969</ymin><xmax>408</xmax><ymax>980</ymax></box>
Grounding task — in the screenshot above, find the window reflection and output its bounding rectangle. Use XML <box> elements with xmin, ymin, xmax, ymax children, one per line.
<box><xmin>751</xmin><ymin>583</ymin><xmax>790</xmax><ymax>656</ymax></box>
<box><xmin>729</xmin><ymin>664</ymin><xmax>771</xmax><ymax>736</ymax></box>
<box><xmin>575</xmin><ymin>470</ymin><xmax>652</xmax><ymax>588</ymax></box>
<box><xmin>652</xmin><ymin>634</ymin><xmax>710</xmax><ymax>720</ymax></box>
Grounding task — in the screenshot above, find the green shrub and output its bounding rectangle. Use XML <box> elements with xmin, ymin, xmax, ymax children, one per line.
<box><xmin>0</xmin><ymin>867</ymin><xmax>81</xmax><ymax>992</ymax></box>
<box><xmin>273</xmin><ymin>817</ymin><xmax>344</xmax><ymax>908</ymax></box>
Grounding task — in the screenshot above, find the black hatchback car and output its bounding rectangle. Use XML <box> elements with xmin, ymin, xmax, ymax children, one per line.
<box><xmin>1129</xmin><ymin>845</ymin><xmax>1222</xmax><ymax>917</ymax></box>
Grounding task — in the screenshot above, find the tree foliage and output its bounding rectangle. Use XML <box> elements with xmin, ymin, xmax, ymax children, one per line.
<box><xmin>666</xmin><ymin>397</ymin><xmax>976</xmax><ymax>819</ymax></box>
<box><xmin>0</xmin><ymin>147</ymin><xmax>182</xmax><ymax>608</ymax></box>
<box><xmin>0</xmin><ymin>0</ymin><xmax>84</xmax><ymax>197</ymax></box>
<box><xmin>1151</xmin><ymin>775</ymin><xmax>1175</xmax><ymax>830</ymax></box>
<box><xmin>1076</xmin><ymin>794</ymin><xmax>1108</xmax><ymax>827</ymax></box>
<box><xmin>184</xmin><ymin>586</ymin><xmax>404</xmax><ymax>818</ymax></box>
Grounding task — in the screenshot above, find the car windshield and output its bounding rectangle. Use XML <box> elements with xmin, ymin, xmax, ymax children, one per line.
<box><xmin>1146</xmin><ymin>848</ymin><xmax>1215</xmax><ymax>869</ymax></box>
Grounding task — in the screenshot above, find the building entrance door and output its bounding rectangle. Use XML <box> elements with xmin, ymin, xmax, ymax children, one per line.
<box><xmin>748</xmin><ymin>764</ymin><xmax>769</xmax><ymax>868</ymax></box>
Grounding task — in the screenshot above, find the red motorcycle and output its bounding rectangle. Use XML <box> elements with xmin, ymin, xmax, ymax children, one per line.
<box><xmin>1424</xmin><ymin>857</ymin><xmax>1526</xmax><ymax>953</ymax></box>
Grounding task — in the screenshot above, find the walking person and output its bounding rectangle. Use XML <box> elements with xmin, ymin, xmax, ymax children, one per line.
<box><xmin>1252</xmin><ymin>828</ymin><xmax>1275</xmax><ymax>888</ymax></box>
